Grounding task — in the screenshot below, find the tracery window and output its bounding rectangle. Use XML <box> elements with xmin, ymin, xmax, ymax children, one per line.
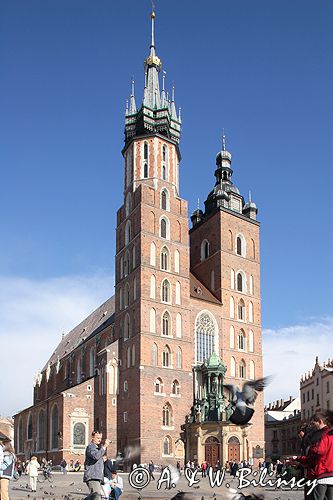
<box><xmin>162</xmin><ymin>403</ymin><xmax>172</xmax><ymax>426</ymax></box>
<box><xmin>195</xmin><ymin>312</ymin><xmax>216</xmax><ymax>363</ymax></box>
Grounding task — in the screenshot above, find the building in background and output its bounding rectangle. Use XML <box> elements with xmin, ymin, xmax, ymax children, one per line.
<box><xmin>300</xmin><ymin>356</ymin><xmax>333</xmax><ymax>421</ymax></box>
<box><xmin>14</xmin><ymin>10</ymin><xmax>264</xmax><ymax>466</ymax></box>
<box><xmin>264</xmin><ymin>397</ymin><xmax>301</xmax><ymax>460</ymax></box>
<box><xmin>0</xmin><ymin>417</ymin><xmax>14</xmax><ymax>442</ymax></box>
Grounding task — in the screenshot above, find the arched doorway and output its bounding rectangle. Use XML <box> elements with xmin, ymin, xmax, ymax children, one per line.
<box><xmin>228</xmin><ymin>436</ymin><xmax>240</xmax><ymax>462</ymax></box>
<box><xmin>205</xmin><ymin>436</ymin><xmax>220</xmax><ymax>467</ymax></box>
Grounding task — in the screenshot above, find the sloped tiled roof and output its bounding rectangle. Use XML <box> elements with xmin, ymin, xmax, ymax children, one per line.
<box><xmin>190</xmin><ymin>273</ymin><xmax>221</xmax><ymax>304</ymax></box>
<box><xmin>42</xmin><ymin>296</ymin><xmax>115</xmax><ymax>370</ymax></box>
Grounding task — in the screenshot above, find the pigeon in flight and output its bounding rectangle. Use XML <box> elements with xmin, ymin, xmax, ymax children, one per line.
<box><xmin>224</xmin><ymin>376</ymin><xmax>272</xmax><ymax>425</ymax></box>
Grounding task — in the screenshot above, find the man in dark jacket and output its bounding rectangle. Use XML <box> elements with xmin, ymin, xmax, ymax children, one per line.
<box><xmin>83</xmin><ymin>431</ymin><xmax>110</xmax><ymax>497</ymax></box>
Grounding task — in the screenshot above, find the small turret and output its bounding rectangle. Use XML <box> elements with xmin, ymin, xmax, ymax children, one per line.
<box><xmin>243</xmin><ymin>190</ymin><xmax>258</xmax><ymax>220</ymax></box>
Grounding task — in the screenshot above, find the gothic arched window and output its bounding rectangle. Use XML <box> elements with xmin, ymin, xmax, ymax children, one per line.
<box><xmin>238</xmin><ymin>330</ymin><xmax>246</xmax><ymax>351</ymax></box>
<box><xmin>124</xmin><ymin>314</ymin><xmax>130</xmax><ymax>339</ymax></box>
<box><xmin>89</xmin><ymin>347</ymin><xmax>95</xmax><ymax>377</ymax></box>
<box><xmin>155</xmin><ymin>377</ymin><xmax>163</xmax><ymax>393</ymax></box>
<box><xmin>144</xmin><ymin>163</ymin><xmax>148</xmax><ymax>178</ymax></box>
<box><xmin>176</xmin><ymin>347</ymin><xmax>182</xmax><ymax>368</ymax></box>
<box><xmin>160</xmin><ymin>247</ymin><xmax>170</xmax><ymax>270</ymax></box>
<box><xmin>27</xmin><ymin>413</ymin><xmax>33</xmax><ymax>440</ymax></box>
<box><xmin>144</xmin><ymin>142</ymin><xmax>148</xmax><ymax>160</ymax></box>
<box><xmin>163</xmin><ymin>436</ymin><xmax>171</xmax><ymax>455</ymax></box>
<box><xmin>238</xmin><ymin>299</ymin><xmax>245</xmax><ymax>321</ymax></box>
<box><xmin>17</xmin><ymin>417</ymin><xmax>23</xmax><ymax>453</ymax></box>
<box><xmin>195</xmin><ymin>312</ymin><xmax>217</xmax><ymax>363</ymax></box>
<box><xmin>50</xmin><ymin>404</ymin><xmax>59</xmax><ymax>450</ymax></box>
<box><xmin>201</xmin><ymin>240</ymin><xmax>210</xmax><ymax>261</ymax></box>
<box><xmin>161</xmin><ymin>279</ymin><xmax>171</xmax><ymax>303</ymax></box>
<box><xmin>151</xmin><ymin>343</ymin><xmax>158</xmax><ymax>366</ymax></box>
<box><xmin>172</xmin><ymin>380</ymin><xmax>180</xmax><ymax>395</ymax></box>
<box><xmin>162</xmin><ymin>145</ymin><xmax>166</xmax><ymax>162</ymax></box>
<box><xmin>237</xmin><ymin>272</ymin><xmax>244</xmax><ymax>292</ymax></box>
<box><xmin>239</xmin><ymin>360</ymin><xmax>246</xmax><ymax>379</ymax></box>
<box><xmin>162</xmin><ymin>311</ymin><xmax>171</xmax><ymax>336</ymax></box>
<box><xmin>125</xmin><ymin>220</ymin><xmax>131</xmax><ymax>245</ymax></box>
<box><xmin>162</xmin><ymin>345</ymin><xmax>171</xmax><ymax>367</ymax></box>
<box><xmin>162</xmin><ymin>403</ymin><xmax>172</xmax><ymax>426</ymax></box>
<box><xmin>37</xmin><ymin>410</ymin><xmax>45</xmax><ymax>451</ymax></box>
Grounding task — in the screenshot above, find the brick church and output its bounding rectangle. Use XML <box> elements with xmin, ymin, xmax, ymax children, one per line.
<box><xmin>14</xmin><ymin>11</ymin><xmax>264</xmax><ymax>467</ymax></box>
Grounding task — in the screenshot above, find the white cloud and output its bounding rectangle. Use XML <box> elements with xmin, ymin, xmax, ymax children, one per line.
<box><xmin>263</xmin><ymin>316</ymin><xmax>333</xmax><ymax>404</ymax></box>
<box><xmin>0</xmin><ymin>272</ymin><xmax>114</xmax><ymax>416</ymax></box>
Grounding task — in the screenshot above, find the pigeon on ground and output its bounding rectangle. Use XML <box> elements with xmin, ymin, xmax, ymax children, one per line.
<box><xmin>224</xmin><ymin>376</ymin><xmax>272</xmax><ymax>425</ymax></box>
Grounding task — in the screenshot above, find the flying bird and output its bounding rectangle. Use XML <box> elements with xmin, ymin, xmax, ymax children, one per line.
<box><xmin>224</xmin><ymin>376</ymin><xmax>272</xmax><ymax>425</ymax></box>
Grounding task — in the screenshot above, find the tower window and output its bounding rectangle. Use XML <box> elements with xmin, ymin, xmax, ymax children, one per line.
<box><xmin>160</xmin><ymin>217</ymin><xmax>169</xmax><ymax>239</ymax></box>
<box><xmin>162</xmin><ymin>346</ymin><xmax>171</xmax><ymax>367</ymax></box>
<box><xmin>162</xmin><ymin>403</ymin><xmax>172</xmax><ymax>426</ymax></box>
<box><xmin>162</xmin><ymin>164</ymin><xmax>166</xmax><ymax>180</ymax></box>
<box><xmin>162</xmin><ymin>311</ymin><xmax>171</xmax><ymax>336</ymax></box>
<box><xmin>144</xmin><ymin>163</ymin><xmax>148</xmax><ymax>178</ymax></box>
<box><xmin>161</xmin><ymin>280</ymin><xmax>171</xmax><ymax>303</ymax></box>
<box><xmin>163</xmin><ymin>436</ymin><xmax>171</xmax><ymax>455</ymax></box>
<box><xmin>238</xmin><ymin>330</ymin><xmax>246</xmax><ymax>351</ymax></box>
<box><xmin>200</xmin><ymin>240</ymin><xmax>210</xmax><ymax>261</ymax></box>
<box><xmin>151</xmin><ymin>343</ymin><xmax>158</xmax><ymax>366</ymax></box>
<box><xmin>155</xmin><ymin>377</ymin><xmax>163</xmax><ymax>393</ymax></box>
<box><xmin>162</xmin><ymin>145</ymin><xmax>167</xmax><ymax>162</ymax></box>
<box><xmin>172</xmin><ymin>380</ymin><xmax>180</xmax><ymax>395</ymax></box>
<box><xmin>161</xmin><ymin>189</ymin><xmax>170</xmax><ymax>211</ymax></box>
<box><xmin>160</xmin><ymin>247</ymin><xmax>170</xmax><ymax>270</ymax></box>
<box><xmin>236</xmin><ymin>234</ymin><xmax>246</xmax><ymax>257</ymax></box>
<box><xmin>176</xmin><ymin>347</ymin><xmax>182</xmax><ymax>368</ymax></box>
<box><xmin>239</xmin><ymin>360</ymin><xmax>246</xmax><ymax>379</ymax></box>
<box><xmin>238</xmin><ymin>299</ymin><xmax>245</xmax><ymax>321</ymax></box>
<box><xmin>236</xmin><ymin>272</ymin><xmax>244</xmax><ymax>292</ymax></box>
<box><xmin>144</xmin><ymin>142</ymin><xmax>148</xmax><ymax>160</ymax></box>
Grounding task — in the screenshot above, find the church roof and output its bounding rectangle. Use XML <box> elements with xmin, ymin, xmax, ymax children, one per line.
<box><xmin>190</xmin><ymin>273</ymin><xmax>220</xmax><ymax>304</ymax></box>
<box><xmin>42</xmin><ymin>296</ymin><xmax>115</xmax><ymax>371</ymax></box>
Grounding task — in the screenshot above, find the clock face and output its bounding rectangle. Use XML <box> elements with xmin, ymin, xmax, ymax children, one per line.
<box><xmin>73</xmin><ymin>422</ymin><xmax>86</xmax><ymax>446</ymax></box>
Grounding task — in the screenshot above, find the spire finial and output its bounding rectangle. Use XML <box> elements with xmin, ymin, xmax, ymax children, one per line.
<box><xmin>249</xmin><ymin>190</ymin><xmax>252</xmax><ymax>202</ymax></box>
<box><xmin>172</xmin><ymin>82</ymin><xmax>175</xmax><ymax>102</ymax></box>
<box><xmin>162</xmin><ymin>71</ymin><xmax>166</xmax><ymax>91</ymax></box>
<box><xmin>197</xmin><ymin>198</ymin><xmax>200</xmax><ymax>210</ymax></box>
<box><xmin>125</xmin><ymin>99</ymin><xmax>129</xmax><ymax>115</ymax></box>
<box><xmin>131</xmin><ymin>77</ymin><xmax>135</xmax><ymax>97</ymax></box>
<box><xmin>150</xmin><ymin>2</ymin><xmax>156</xmax><ymax>48</ymax></box>
<box><xmin>222</xmin><ymin>128</ymin><xmax>226</xmax><ymax>151</ymax></box>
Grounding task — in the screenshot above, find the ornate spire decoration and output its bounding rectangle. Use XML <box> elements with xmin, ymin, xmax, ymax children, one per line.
<box><xmin>129</xmin><ymin>78</ymin><xmax>137</xmax><ymax>114</ymax></box>
<box><xmin>124</xmin><ymin>7</ymin><xmax>181</xmax><ymax>146</ymax></box>
<box><xmin>171</xmin><ymin>83</ymin><xmax>177</xmax><ymax>119</ymax></box>
<box><xmin>125</xmin><ymin>99</ymin><xmax>129</xmax><ymax>116</ymax></box>
<box><xmin>222</xmin><ymin>128</ymin><xmax>226</xmax><ymax>151</ymax></box>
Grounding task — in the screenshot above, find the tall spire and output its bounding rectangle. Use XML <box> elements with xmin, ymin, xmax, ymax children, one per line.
<box><xmin>129</xmin><ymin>78</ymin><xmax>137</xmax><ymax>114</ymax></box>
<box><xmin>144</xmin><ymin>9</ymin><xmax>161</xmax><ymax>109</ymax></box>
<box><xmin>161</xmin><ymin>71</ymin><xmax>166</xmax><ymax>107</ymax></box>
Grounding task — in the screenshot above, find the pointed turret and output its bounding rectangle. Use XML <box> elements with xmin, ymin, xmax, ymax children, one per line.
<box><xmin>129</xmin><ymin>78</ymin><xmax>137</xmax><ymax>114</ymax></box>
<box><xmin>171</xmin><ymin>84</ymin><xmax>177</xmax><ymax>120</ymax></box>
<box><xmin>143</xmin><ymin>10</ymin><xmax>161</xmax><ymax>109</ymax></box>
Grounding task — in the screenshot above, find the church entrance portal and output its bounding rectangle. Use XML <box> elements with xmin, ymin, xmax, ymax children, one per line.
<box><xmin>228</xmin><ymin>436</ymin><xmax>240</xmax><ymax>462</ymax></box>
<box><xmin>204</xmin><ymin>436</ymin><xmax>220</xmax><ymax>467</ymax></box>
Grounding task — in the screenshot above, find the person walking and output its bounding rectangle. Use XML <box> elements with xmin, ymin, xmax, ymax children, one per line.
<box><xmin>83</xmin><ymin>431</ymin><xmax>110</xmax><ymax>498</ymax></box>
<box><xmin>0</xmin><ymin>440</ymin><xmax>16</xmax><ymax>500</ymax></box>
<box><xmin>26</xmin><ymin>456</ymin><xmax>40</xmax><ymax>492</ymax></box>
<box><xmin>60</xmin><ymin>458</ymin><xmax>67</xmax><ymax>474</ymax></box>
<box><xmin>148</xmin><ymin>460</ymin><xmax>155</xmax><ymax>480</ymax></box>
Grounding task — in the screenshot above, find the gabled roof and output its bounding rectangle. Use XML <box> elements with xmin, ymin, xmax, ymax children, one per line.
<box><xmin>190</xmin><ymin>273</ymin><xmax>221</xmax><ymax>304</ymax></box>
<box><xmin>42</xmin><ymin>296</ymin><xmax>115</xmax><ymax>370</ymax></box>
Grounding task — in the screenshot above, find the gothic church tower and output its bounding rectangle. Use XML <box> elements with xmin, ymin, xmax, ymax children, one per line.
<box><xmin>114</xmin><ymin>11</ymin><xmax>193</xmax><ymax>464</ymax></box>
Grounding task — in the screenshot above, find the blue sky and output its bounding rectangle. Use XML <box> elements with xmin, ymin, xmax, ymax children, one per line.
<box><xmin>0</xmin><ymin>0</ymin><xmax>332</xmax><ymax>414</ymax></box>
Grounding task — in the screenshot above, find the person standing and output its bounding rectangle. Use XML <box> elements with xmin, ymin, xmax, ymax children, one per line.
<box><xmin>60</xmin><ymin>458</ymin><xmax>67</xmax><ymax>474</ymax></box>
<box><xmin>0</xmin><ymin>440</ymin><xmax>16</xmax><ymax>500</ymax></box>
<box><xmin>26</xmin><ymin>455</ymin><xmax>40</xmax><ymax>492</ymax></box>
<box><xmin>83</xmin><ymin>431</ymin><xmax>110</xmax><ymax>498</ymax></box>
<box><xmin>148</xmin><ymin>460</ymin><xmax>155</xmax><ymax>480</ymax></box>
<box><xmin>201</xmin><ymin>460</ymin><xmax>207</xmax><ymax>478</ymax></box>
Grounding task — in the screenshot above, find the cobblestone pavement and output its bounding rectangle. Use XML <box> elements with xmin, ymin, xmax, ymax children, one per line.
<box><xmin>9</xmin><ymin>472</ymin><xmax>306</xmax><ymax>500</ymax></box>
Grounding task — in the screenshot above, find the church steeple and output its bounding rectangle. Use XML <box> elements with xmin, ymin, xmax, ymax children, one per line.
<box><xmin>124</xmin><ymin>9</ymin><xmax>181</xmax><ymax>148</ymax></box>
<box><xmin>191</xmin><ymin>132</ymin><xmax>258</xmax><ymax>225</ymax></box>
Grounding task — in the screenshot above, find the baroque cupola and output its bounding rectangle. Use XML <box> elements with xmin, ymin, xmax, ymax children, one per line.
<box><xmin>191</xmin><ymin>131</ymin><xmax>258</xmax><ymax>226</ymax></box>
<box><xmin>124</xmin><ymin>10</ymin><xmax>181</xmax><ymax>147</ymax></box>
